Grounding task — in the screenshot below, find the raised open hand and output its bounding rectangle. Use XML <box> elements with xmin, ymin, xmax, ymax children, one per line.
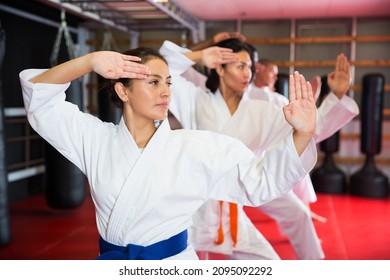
<box><xmin>283</xmin><ymin>71</ymin><xmax>317</xmax><ymax>136</ymax></box>
<box><xmin>282</xmin><ymin>71</ymin><xmax>317</xmax><ymax>155</ymax></box>
<box><xmin>327</xmin><ymin>53</ymin><xmax>351</xmax><ymax>99</ymax></box>
<box><xmin>200</xmin><ymin>46</ymin><xmax>239</xmax><ymax>69</ymax></box>
<box><xmin>90</xmin><ymin>51</ymin><xmax>150</xmax><ymax>80</ymax></box>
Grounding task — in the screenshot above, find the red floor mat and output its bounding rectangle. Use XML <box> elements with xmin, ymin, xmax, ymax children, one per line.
<box><xmin>1</xmin><ymin>193</ymin><xmax>390</xmax><ymax>260</ymax></box>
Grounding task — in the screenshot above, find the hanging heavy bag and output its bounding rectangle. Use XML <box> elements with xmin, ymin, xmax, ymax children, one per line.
<box><xmin>97</xmin><ymin>30</ymin><xmax>121</xmax><ymax>124</ymax></box>
<box><xmin>0</xmin><ymin>24</ymin><xmax>11</xmax><ymax>246</ymax></box>
<box><xmin>45</xmin><ymin>11</ymin><xmax>86</xmax><ymax>209</ymax></box>
<box><xmin>274</xmin><ymin>73</ymin><xmax>289</xmax><ymax>98</ymax></box>
<box><xmin>350</xmin><ymin>73</ymin><xmax>389</xmax><ymax>198</ymax></box>
<box><xmin>310</xmin><ymin>75</ymin><xmax>347</xmax><ymax>194</ymax></box>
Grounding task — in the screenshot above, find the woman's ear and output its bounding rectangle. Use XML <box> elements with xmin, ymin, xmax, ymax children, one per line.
<box><xmin>114</xmin><ymin>82</ymin><xmax>128</xmax><ymax>102</ymax></box>
<box><xmin>215</xmin><ymin>64</ymin><xmax>224</xmax><ymax>77</ymax></box>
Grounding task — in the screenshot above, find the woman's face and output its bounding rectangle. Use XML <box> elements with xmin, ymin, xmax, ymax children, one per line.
<box><xmin>220</xmin><ymin>50</ymin><xmax>252</xmax><ymax>95</ymax></box>
<box><xmin>123</xmin><ymin>58</ymin><xmax>172</xmax><ymax>121</ymax></box>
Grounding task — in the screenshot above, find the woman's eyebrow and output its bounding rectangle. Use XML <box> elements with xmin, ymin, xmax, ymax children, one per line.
<box><xmin>147</xmin><ymin>73</ymin><xmax>161</xmax><ymax>78</ymax></box>
<box><xmin>147</xmin><ymin>74</ymin><xmax>172</xmax><ymax>80</ymax></box>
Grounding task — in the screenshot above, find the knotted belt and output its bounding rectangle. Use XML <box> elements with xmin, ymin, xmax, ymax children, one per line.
<box><xmin>214</xmin><ymin>201</ymin><xmax>238</xmax><ymax>247</ymax></box>
<box><xmin>97</xmin><ymin>230</ymin><xmax>188</xmax><ymax>260</ymax></box>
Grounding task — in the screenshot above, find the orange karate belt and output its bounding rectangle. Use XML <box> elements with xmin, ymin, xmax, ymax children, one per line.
<box><xmin>214</xmin><ymin>201</ymin><xmax>238</xmax><ymax>247</ymax></box>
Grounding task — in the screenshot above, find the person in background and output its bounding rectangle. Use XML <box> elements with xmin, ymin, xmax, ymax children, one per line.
<box><xmin>244</xmin><ymin>47</ymin><xmax>359</xmax><ymax>258</ymax></box>
<box><xmin>248</xmin><ymin>54</ymin><xmax>356</xmax><ymax>223</ymax></box>
<box><xmin>160</xmin><ymin>35</ymin><xmax>358</xmax><ymax>260</ymax></box>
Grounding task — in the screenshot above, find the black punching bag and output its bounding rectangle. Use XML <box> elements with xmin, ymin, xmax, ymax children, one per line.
<box><xmin>0</xmin><ymin>25</ymin><xmax>11</xmax><ymax>246</ymax></box>
<box><xmin>275</xmin><ymin>73</ymin><xmax>289</xmax><ymax>98</ymax></box>
<box><xmin>45</xmin><ymin>12</ymin><xmax>87</xmax><ymax>209</ymax></box>
<box><xmin>45</xmin><ymin>80</ymin><xmax>87</xmax><ymax>209</ymax></box>
<box><xmin>311</xmin><ymin>75</ymin><xmax>347</xmax><ymax>194</ymax></box>
<box><xmin>350</xmin><ymin>74</ymin><xmax>389</xmax><ymax>198</ymax></box>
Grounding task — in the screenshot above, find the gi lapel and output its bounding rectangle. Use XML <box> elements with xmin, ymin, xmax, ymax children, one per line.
<box><xmin>106</xmin><ymin>119</ymin><xmax>171</xmax><ymax>243</ymax></box>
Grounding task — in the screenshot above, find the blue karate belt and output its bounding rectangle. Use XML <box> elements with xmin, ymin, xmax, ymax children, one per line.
<box><xmin>97</xmin><ymin>230</ymin><xmax>188</xmax><ymax>260</ymax></box>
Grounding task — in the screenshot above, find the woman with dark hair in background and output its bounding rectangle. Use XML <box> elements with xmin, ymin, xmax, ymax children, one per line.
<box><xmin>160</xmin><ymin>37</ymin><xmax>357</xmax><ymax>260</ymax></box>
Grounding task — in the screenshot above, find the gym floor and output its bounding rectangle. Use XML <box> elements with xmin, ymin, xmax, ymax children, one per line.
<box><xmin>0</xmin><ymin>191</ymin><xmax>390</xmax><ymax>260</ymax></box>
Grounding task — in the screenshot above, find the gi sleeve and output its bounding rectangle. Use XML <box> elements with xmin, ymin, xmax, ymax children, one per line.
<box><xmin>207</xmin><ymin>131</ymin><xmax>317</xmax><ymax>206</ymax></box>
<box><xmin>19</xmin><ymin>69</ymin><xmax>103</xmax><ymax>174</ymax></box>
<box><xmin>315</xmin><ymin>92</ymin><xmax>359</xmax><ymax>143</ymax></box>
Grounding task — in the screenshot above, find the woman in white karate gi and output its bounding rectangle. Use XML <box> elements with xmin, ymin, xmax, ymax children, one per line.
<box><xmin>19</xmin><ymin>47</ymin><xmax>317</xmax><ymax>260</ymax></box>
<box><xmin>248</xmin><ymin>57</ymin><xmax>324</xmax><ymax>213</ymax></box>
<box><xmin>159</xmin><ymin>38</ymin><xmax>358</xmax><ymax>260</ymax></box>
<box><xmin>247</xmin><ymin>53</ymin><xmax>359</xmax><ymax>259</ymax></box>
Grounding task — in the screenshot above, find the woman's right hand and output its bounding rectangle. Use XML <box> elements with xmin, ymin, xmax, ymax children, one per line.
<box><xmin>283</xmin><ymin>71</ymin><xmax>317</xmax><ymax>156</ymax></box>
<box><xmin>90</xmin><ymin>51</ymin><xmax>150</xmax><ymax>79</ymax></box>
<box><xmin>200</xmin><ymin>47</ymin><xmax>239</xmax><ymax>69</ymax></box>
